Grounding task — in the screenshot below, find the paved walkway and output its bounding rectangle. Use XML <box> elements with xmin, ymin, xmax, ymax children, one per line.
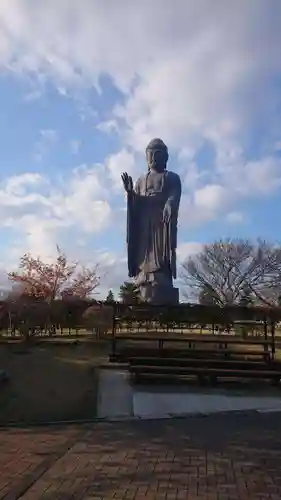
<box><xmin>0</xmin><ymin>412</ymin><xmax>281</xmax><ymax>499</ymax></box>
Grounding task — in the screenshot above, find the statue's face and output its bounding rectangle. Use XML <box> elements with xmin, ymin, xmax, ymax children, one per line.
<box><xmin>146</xmin><ymin>148</ymin><xmax>166</xmax><ymax>172</ymax></box>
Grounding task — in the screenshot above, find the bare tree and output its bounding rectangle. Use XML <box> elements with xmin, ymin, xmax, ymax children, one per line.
<box><xmin>181</xmin><ymin>238</ymin><xmax>281</xmax><ymax>306</ymax></box>
<box><xmin>198</xmin><ymin>284</ymin><xmax>220</xmax><ymax>306</ymax></box>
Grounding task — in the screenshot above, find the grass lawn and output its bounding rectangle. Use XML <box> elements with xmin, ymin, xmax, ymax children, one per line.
<box><xmin>0</xmin><ymin>324</ymin><xmax>280</xmax><ymax>425</ymax></box>
<box><xmin>0</xmin><ymin>340</ymin><xmax>109</xmax><ymax>424</ymax></box>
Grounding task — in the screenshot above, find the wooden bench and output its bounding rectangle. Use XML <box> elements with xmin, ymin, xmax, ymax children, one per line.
<box><xmin>111</xmin><ymin>346</ymin><xmax>271</xmax><ymax>363</ymax></box>
<box><xmin>128</xmin><ymin>356</ymin><xmax>277</xmax><ymax>369</ymax></box>
<box><xmin>114</xmin><ymin>334</ymin><xmax>270</xmax><ymax>344</ymax></box>
<box><xmin>112</xmin><ymin>335</ymin><xmax>271</xmax><ymax>353</ymax></box>
<box><xmin>130</xmin><ymin>365</ymin><xmax>281</xmax><ymax>385</ymax></box>
<box><xmin>0</xmin><ymin>370</ymin><xmax>8</xmax><ymax>385</ymax></box>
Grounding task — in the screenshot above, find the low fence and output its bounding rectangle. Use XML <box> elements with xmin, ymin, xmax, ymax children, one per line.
<box><xmin>0</xmin><ymin>301</ymin><xmax>281</xmax><ymax>341</ymax></box>
<box><xmin>113</xmin><ymin>303</ymin><xmax>280</xmax><ymax>334</ymax></box>
<box><xmin>0</xmin><ymin>299</ymin><xmax>114</xmax><ymax>339</ymax></box>
<box><xmin>109</xmin><ymin>304</ymin><xmax>279</xmax><ymax>361</ymax></box>
<box><xmin>0</xmin><ymin>325</ymin><xmax>91</xmax><ymax>338</ymax></box>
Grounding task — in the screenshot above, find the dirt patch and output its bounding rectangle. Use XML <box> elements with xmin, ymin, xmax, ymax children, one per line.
<box><xmin>0</xmin><ymin>340</ymin><xmax>109</xmax><ymax>424</ymax></box>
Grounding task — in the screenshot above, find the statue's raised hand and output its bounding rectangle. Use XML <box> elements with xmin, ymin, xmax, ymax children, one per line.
<box><xmin>121</xmin><ymin>172</ymin><xmax>133</xmax><ymax>193</ymax></box>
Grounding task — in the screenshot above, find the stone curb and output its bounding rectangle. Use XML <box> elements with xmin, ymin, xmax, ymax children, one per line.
<box><xmin>1</xmin><ymin>407</ymin><xmax>281</xmax><ymax>428</ymax></box>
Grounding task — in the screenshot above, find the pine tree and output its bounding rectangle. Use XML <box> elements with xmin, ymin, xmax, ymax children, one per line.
<box><xmin>105</xmin><ymin>289</ymin><xmax>115</xmax><ymax>303</ymax></box>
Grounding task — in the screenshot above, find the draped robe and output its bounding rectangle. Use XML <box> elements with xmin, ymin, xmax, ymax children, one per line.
<box><xmin>126</xmin><ymin>169</ymin><xmax>181</xmax><ymax>285</ymax></box>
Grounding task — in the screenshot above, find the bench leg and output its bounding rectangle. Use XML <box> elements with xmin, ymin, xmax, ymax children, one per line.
<box><xmin>271</xmin><ymin>376</ymin><xmax>280</xmax><ymax>387</ymax></box>
<box><xmin>133</xmin><ymin>372</ymin><xmax>142</xmax><ymax>385</ymax></box>
<box><xmin>210</xmin><ymin>374</ymin><xmax>218</xmax><ymax>386</ymax></box>
<box><xmin>198</xmin><ymin>374</ymin><xmax>207</xmax><ymax>386</ymax></box>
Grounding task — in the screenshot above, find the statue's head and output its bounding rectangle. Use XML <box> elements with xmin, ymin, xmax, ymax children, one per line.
<box><xmin>146</xmin><ymin>138</ymin><xmax>168</xmax><ymax>172</ymax></box>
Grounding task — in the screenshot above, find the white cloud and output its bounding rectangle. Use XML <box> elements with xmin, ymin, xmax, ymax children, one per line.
<box><xmin>1</xmin><ymin>172</ymin><xmax>44</xmax><ymax>196</ymax></box>
<box><xmin>194</xmin><ymin>184</ymin><xmax>228</xmax><ymax>212</ymax></box>
<box><xmin>177</xmin><ymin>242</ymin><xmax>203</xmax><ymax>263</ymax></box>
<box><xmin>0</xmin><ymin>2</ymin><xmax>280</xmax><ymax>196</ymax></box>
<box><xmin>0</xmin><ymin>0</ymin><xmax>281</xmax><ymax>291</ymax></box>
<box><xmin>40</xmin><ymin>129</ymin><xmax>57</xmax><ymax>141</ymax></box>
<box><xmin>0</xmin><ymin>161</ymin><xmax>116</xmax><ymax>265</ymax></box>
<box><xmin>70</xmin><ymin>139</ymin><xmax>81</xmax><ymax>154</ymax></box>
<box><xmin>96</xmin><ymin>252</ymin><xmax>128</xmax><ymax>298</ymax></box>
<box><xmin>214</xmin><ymin>139</ymin><xmax>281</xmax><ymax>194</ymax></box>
<box><xmin>182</xmin><ymin>162</ymin><xmax>206</xmax><ymax>191</ymax></box>
<box><xmin>0</xmin><ymin>1</ymin><xmax>279</xmax><ymax>132</ymax></box>
<box><xmin>23</xmin><ymin>88</ymin><xmax>43</xmax><ymax>102</ymax></box>
<box><xmin>178</xmin><ymin>184</ymin><xmax>231</xmax><ymax>228</ymax></box>
<box><xmin>106</xmin><ymin>149</ymin><xmax>136</xmax><ymax>190</ymax></box>
<box><xmin>97</xmin><ymin>119</ymin><xmax>119</xmax><ymax>135</ymax></box>
<box><xmin>16</xmin><ymin>215</ymin><xmax>60</xmax><ymax>261</ymax></box>
<box><xmin>241</xmin><ymin>157</ymin><xmax>281</xmax><ymax>195</ymax></box>
<box><xmin>0</xmin><ymin>0</ymin><xmax>276</xmax><ymax>227</ymax></box>
<box><xmin>34</xmin><ymin>128</ymin><xmax>58</xmax><ymax>161</ymax></box>
<box><xmin>226</xmin><ymin>211</ymin><xmax>244</xmax><ymax>224</ymax></box>
<box><xmin>62</xmin><ymin>164</ymin><xmax>112</xmax><ymax>232</ymax></box>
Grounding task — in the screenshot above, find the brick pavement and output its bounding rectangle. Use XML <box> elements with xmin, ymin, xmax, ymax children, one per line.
<box><xmin>0</xmin><ymin>412</ymin><xmax>281</xmax><ymax>499</ymax></box>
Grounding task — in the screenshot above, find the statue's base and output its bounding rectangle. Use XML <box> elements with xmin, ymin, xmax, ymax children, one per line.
<box><xmin>139</xmin><ymin>284</ymin><xmax>179</xmax><ymax>305</ymax></box>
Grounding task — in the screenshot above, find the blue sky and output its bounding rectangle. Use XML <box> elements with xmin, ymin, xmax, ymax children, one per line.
<box><xmin>0</xmin><ymin>1</ymin><xmax>281</xmax><ymax>297</ymax></box>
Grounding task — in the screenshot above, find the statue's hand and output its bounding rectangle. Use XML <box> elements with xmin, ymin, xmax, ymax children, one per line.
<box><xmin>163</xmin><ymin>203</ymin><xmax>172</xmax><ymax>224</ymax></box>
<box><xmin>121</xmin><ymin>172</ymin><xmax>134</xmax><ymax>193</ymax></box>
